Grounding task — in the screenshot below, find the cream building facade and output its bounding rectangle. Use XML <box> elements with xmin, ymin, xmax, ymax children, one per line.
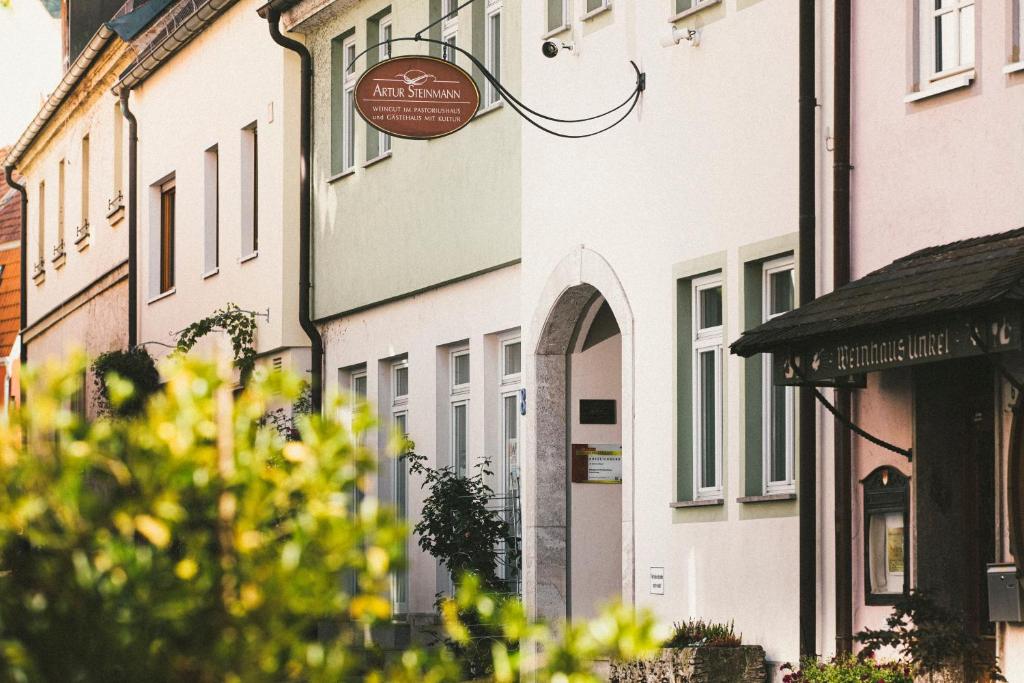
<box><xmin>4</xmin><ymin>18</ymin><xmax>134</xmax><ymax>418</ymax></box>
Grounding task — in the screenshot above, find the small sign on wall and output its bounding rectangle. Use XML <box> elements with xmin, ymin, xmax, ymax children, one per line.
<box><xmin>650</xmin><ymin>566</ymin><xmax>665</xmax><ymax>595</ymax></box>
<box><xmin>580</xmin><ymin>399</ymin><xmax>617</xmax><ymax>424</ymax></box>
<box><xmin>571</xmin><ymin>444</ymin><xmax>623</xmax><ymax>483</ymax></box>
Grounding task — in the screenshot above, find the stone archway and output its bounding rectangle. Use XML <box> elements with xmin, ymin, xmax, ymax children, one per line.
<box><xmin>522</xmin><ymin>247</ymin><xmax>635</xmax><ymax>621</ymax></box>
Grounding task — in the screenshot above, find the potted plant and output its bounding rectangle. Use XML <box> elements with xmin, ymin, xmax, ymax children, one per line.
<box><xmin>781</xmin><ymin>655</ymin><xmax>915</xmax><ymax>682</ymax></box>
<box><xmin>609</xmin><ymin>619</ymin><xmax>767</xmax><ymax>683</ymax></box>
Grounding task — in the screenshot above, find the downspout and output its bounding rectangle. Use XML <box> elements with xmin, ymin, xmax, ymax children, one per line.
<box><xmin>119</xmin><ymin>88</ymin><xmax>138</xmax><ymax>349</ymax></box>
<box><xmin>798</xmin><ymin>0</ymin><xmax>818</xmax><ymax>659</ymax></box>
<box><xmin>265</xmin><ymin>8</ymin><xmax>324</xmax><ymax>413</ymax></box>
<box><xmin>4</xmin><ymin>166</ymin><xmax>28</xmax><ymax>365</ymax></box>
<box><xmin>833</xmin><ymin>0</ymin><xmax>853</xmax><ymax>656</ymax></box>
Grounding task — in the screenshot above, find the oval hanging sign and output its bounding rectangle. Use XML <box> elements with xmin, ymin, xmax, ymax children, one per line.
<box><xmin>355</xmin><ymin>55</ymin><xmax>481</xmax><ymax>140</ymax></box>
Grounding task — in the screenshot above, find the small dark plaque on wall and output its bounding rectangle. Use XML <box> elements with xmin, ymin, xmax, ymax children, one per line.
<box><xmin>580</xmin><ymin>399</ymin><xmax>616</xmax><ymax>425</ymax></box>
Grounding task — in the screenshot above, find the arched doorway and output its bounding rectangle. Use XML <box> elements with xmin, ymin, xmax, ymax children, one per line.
<box><xmin>523</xmin><ymin>247</ymin><xmax>635</xmax><ymax>621</ymax></box>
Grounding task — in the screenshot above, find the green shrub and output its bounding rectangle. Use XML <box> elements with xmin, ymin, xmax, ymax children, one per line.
<box><xmin>91</xmin><ymin>346</ymin><xmax>160</xmax><ymax>417</ymax></box>
<box><xmin>0</xmin><ymin>355</ymin><xmax>667</xmax><ymax>682</ymax></box>
<box><xmin>663</xmin><ymin>619</ymin><xmax>741</xmax><ymax>648</ymax></box>
<box><xmin>781</xmin><ymin>655</ymin><xmax>915</xmax><ymax>683</ymax></box>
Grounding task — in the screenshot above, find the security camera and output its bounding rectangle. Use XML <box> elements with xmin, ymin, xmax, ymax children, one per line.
<box><xmin>659</xmin><ymin>25</ymin><xmax>700</xmax><ymax>47</ymax></box>
<box><xmin>542</xmin><ymin>40</ymin><xmax>573</xmax><ymax>58</ymax></box>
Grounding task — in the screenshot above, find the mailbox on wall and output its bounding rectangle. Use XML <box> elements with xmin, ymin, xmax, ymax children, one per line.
<box><xmin>988</xmin><ymin>564</ymin><xmax>1024</xmax><ymax>622</ymax></box>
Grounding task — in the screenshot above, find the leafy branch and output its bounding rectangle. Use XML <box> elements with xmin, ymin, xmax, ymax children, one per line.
<box><xmin>175</xmin><ymin>303</ymin><xmax>258</xmax><ymax>381</ymax></box>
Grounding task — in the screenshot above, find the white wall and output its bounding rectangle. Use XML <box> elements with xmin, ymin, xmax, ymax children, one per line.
<box><xmin>133</xmin><ymin>0</ymin><xmax>307</xmax><ymax>365</ymax></box>
<box><xmin>0</xmin><ymin>0</ymin><xmax>61</xmax><ymax>145</ymax></box>
<box><xmin>320</xmin><ymin>264</ymin><xmax>521</xmax><ymax>615</ymax></box>
<box><xmin>569</xmin><ymin>324</ymin><xmax>622</xmax><ymax>620</ymax></box>
<box><xmin>520</xmin><ymin>0</ymin><xmax>814</xmax><ymax>669</ymax></box>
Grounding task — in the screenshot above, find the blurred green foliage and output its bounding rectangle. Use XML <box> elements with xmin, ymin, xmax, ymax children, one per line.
<box><xmin>0</xmin><ymin>354</ymin><xmax>666</xmax><ymax>682</ymax></box>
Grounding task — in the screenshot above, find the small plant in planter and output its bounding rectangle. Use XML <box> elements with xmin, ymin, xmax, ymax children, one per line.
<box><xmin>780</xmin><ymin>655</ymin><xmax>915</xmax><ymax>683</ymax></box>
<box><xmin>91</xmin><ymin>346</ymin><xmax>161</xmax><ymax>418</ymax></box>
<box><xmin>664</xmin><ymin>619</ymin><xmax>742</xmax><ymax>648</ymax></box>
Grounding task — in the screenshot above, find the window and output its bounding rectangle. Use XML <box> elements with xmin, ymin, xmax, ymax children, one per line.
<box><xmin>921</xmin><ymin>0</ymin><xmax>974</xmax><ymax>81</ymax></box>
<box><xmin>484</xmin><ymin>0</ymin><xmax>502</xmax><ymax>107</ymax></box>
<box><xmin>241</xmin><ymin>124</ymin><xmax>258</xmax><ymax>257</ymax></box>
<box><xmin>204</xmin><ymin>145</ymin><xmax>219</xmax><ymax>274</ymax></box>
<box><xmin>352</xmin><ymin>369</ymin><xmax>368</xmax><ymax>400</ymax></box>
<box><xmin>112</xmin><ymin>103</ymin><xmax>123</xmax><ymax>208</ymax></box>
<box><xmin>585</xmin><ymin>0</ymin><xmax>610</xmax><ymax>16</ymax></box>
<box><xmin>55</xmin><ymin>158</ymin><xmax>65</xmax><ymax>260</ymax></box>
<box><xmin>159</xmin><ymin>179</ymin><xmax>176</xmax><ymax>294</ymax></box>
<box><xmin>674</xmin><ymin>0</ymin><xmax>716</xmax><ymax>14</ymax></box>
<box><xmin>450</xmin><ymin>348</ymin><xmax>469</xmax><ymax>476</ymax></box>
<box><xmin>762</xmin><ymin>258</ymin><xmax>795</xmax><ymax>493</ymax></box>
<box><xmin>80</xmin><ymin>135</ymin><xmax>89</xmax><ymax>235</ymax></box>
<box><xmin>691</xmin><ymin>275</ymin><xmax>723</xmax><ymax>498</ymax></box>
<box><xmin>391</xmin><ymin>409</ymin><xmax>409</xmax><ymax>613</ymax></box>
<box><xmin>499</xmin><ymin>337</ymin><xmax>522</xmax><ymax>594</ymax></box>
<box><xmin>392</xmin><ymin>360</ymin><xmax>409</xmax><ymax>404</ymax></box>
<box><xmin>546</xmin><ymin>0</ymin><xmax>568</xmax><ymax>33</ymax></box>
<box><xmin>342</xmin><ymin>35</ymin><xmax>357</xmax><ymax>172</ymax></box>
<box><xmin>36</xmin><ymin>180</ymin><xmax>45</xmax><ymax>269</ymax></box>
<box><xmin>442</xmin><ymin>0</ymin><xmax>458</xmax><ymax>62</ymax></box>
<box><xmin>377</xmin><ymin>17</ymin><xmax>392</xmax><ymax>156</ymax></box>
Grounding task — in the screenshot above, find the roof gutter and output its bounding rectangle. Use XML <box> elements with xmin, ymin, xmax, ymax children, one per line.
<box><xmin>3</xmin><ymin>167</ymin><xmax>28</xmax><ymax>365</ymax></box>
<box><xmin>3</xmin><ymin>26</ymin><xmax>115</xmax><ymax>169</ymax></box>
<box><xmin>261</xmin><ymin>4</ymin><xmax>323</xmax><ymax>413</ymax></box>
<box><xmin>119</xmin><ymin>89</ymin><xmax>139</xmax><ymax>348</ymax></box>
<box><xmin>833</xmin><ymin>0</ymin><xmax>853</xmax><ymax>657</ymax></box>
<box><xmin>798</xmin><ymin>0</ymin><xmax>818</xmax><ymax>659</ymax></box>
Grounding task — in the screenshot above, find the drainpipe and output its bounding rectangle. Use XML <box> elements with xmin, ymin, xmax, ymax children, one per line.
<box><xmin>119</xmin><ymin>88</ymin><xmax>138</xmax><ymax>349</ymax></box>
<box><xmin>264</xmin><ymin>7</ymin><xmax>324</xmax><ymax>413</ymax></box>
<box><xmin>833</xmin><ymin>0</ymin><xmax>853</xmax><ymax>657</ymax></box>
<box><xmin>798</xmin><ymin>0</ymin><xmax>818</xmax><ymax>659</ymax></box>
<box><xmin>4</xmin><ymin>166</ymin><xmax>28</xmax><ymax>365</ymax></box>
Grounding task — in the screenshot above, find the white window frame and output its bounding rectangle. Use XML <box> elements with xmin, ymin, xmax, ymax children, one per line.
<box><xmin>342</xmin><ymin>35</ymin><xmax>358</xmax><ymax>172</ymax></box>
<box><xmin>442</xmin><ymin>0</ymin><xmax>458</xmax><ymax>62</ymax></box>
<box><xmin>762</xmin><ymin>258</ymin><xmax>796</xmax><ymax>494</ymax></box>
<box><xmin>391</xmin><ymin>407</ymin><xmax>409</xmax><ymax>614</ymax></box>
<box><xmin>583</xmin><ymin>0</ymin><xmax>611</xmax><ymax>20</ymax></box>
<box><xmin>378</xmin><ymin>16</ymin><xmax>393</xmax><ymax>156</ymax></box>
<box><xmin>919</xmin><ymin>0</ymin><xmax>975</xmax><ymax>83</ymax></box>
<box><xmin>691</xmin><ymin>274</ymin><xmax>723</xmax><ymax>500</ymax></box>
<box><xmin>484</xmin><ymin>0</ymin><xmax>502</xmax><ymax>107</ymax></box>
<box><xmin>498</xmin><ymin>335</ymin><xmax>522</xmax><ymax>589</ymax></box>
<box><xmin>450</xmin><ymin>347</ymin><xmax>470</xmax><ymax>476</ymax></box>
<box><xmin>392</xmin><ymin>359</ymin><xmax>409</xmax><ymax>409</ymax></box>
<box><xmin>546</xmin><ymin>0</ymin><xmax>569</xmax><ymax>34</ymax></box>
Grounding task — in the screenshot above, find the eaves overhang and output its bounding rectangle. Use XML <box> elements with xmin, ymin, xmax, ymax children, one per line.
<box><xmin>2</xmin><ymin>26</ymin><xmax>116</xmax><ymax>170</ymax></box>
<box><xmin>113</xmin><ymin>0</ymin><xmax>240</xmax><ymax>95</ymax></box>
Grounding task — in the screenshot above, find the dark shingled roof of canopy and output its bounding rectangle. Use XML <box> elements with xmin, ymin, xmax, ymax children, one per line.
<box><xmin>731</xmin><ymin>226</ymin><xmax>1024</xmax><ymax>357</ymax></box>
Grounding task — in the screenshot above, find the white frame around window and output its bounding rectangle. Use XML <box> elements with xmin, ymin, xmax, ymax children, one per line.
<box><xmin>342</xmin><ymin>35</ymin><xmax>358</xmax><ymax>172</ymax></box>
<box><xmin>762</xmin><ymin>258</ymin><xmax>796</xmax><ymax>494</ymax></box>
<box><xmin>546</xmin><ymin>0</ymin><xmax>568</xmax><ymax>34</ymax></box>
<box><xmin>451</xmin><ymin>348</ymin><xmax>471</xmax><ymax>395</ymax></box>
<box><xmin>691</xmin><ymin>274</ymin><xmax>723</xmax><ymax>499</ymax></box>
<box><xmin>920</xmin><ymin>0</ymin><xmax>975</xmax><ymax>83</ymax></box>
<box><xmin>441</xmin><ymin>0</ymin><xmax>458</xmax><ymax>62</ymax></box>
<box><xmin>500</xmin><ymin>337</ymin><xmax>521</xmax><ymax>386</ymax></box>
<box><xmin>392</xmin><ymin>359</ymin><xmax>409</xmax><ymax>408</ymax></box>
<box><xmin>378</xmin><ymin>16</ymin><xmax>393</xmax><ymax>155</ymax></box>
<box><xmin>484</xmin><ymin>0</ymin><xmax>502</xmax><ymax>107</ymax></box>
<box><xmin>584</xmin><ymin>0</ymin><xmax>611</xmax><ymax>19</ymax></box>
<box><xmin>391</xmin><ymin>408</ymin><xmax>410</xmax><ymax>614</ymax></box>
<box><xmin>451</xmin><ymin>399</ymin><xmax>469</xmax><ymax>477</ymax></box>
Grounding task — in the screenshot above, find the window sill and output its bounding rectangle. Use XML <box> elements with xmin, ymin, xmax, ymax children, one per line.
<box><xmin>363</xmin><ymin>151</ymin><xmax>392</xmax><ymax>168</ymax></box>
<box><xmin>106</xmin><ymin>203</ymin><xmax>124</xmax><ymax>226</ymax></box>
<box><xmin>475</xmin><ymin>101</ymin><xmax>503</xmax><ymax>119</ymax></box>
<box><xmin>51</xmin><ymin>253</ymin><xmax>66</xmax><ymax>269</ymax></box>
<box><xmin>202</xmin><ymin>267</ymin><xmax>219</xmax><ymax>280</ymax></box>
<box><xmin>582</xmin><ymin>4</ymin><xmax>611</xmax><ymax>21</ymax></box>
<box><xmin>737</xmin><ymin>492</ymin><xmax>796</xmax><ymax>504</ymax></box>
<box><xmin>670</xmin><ymin>498</ymin><xmax>723</xmax><ymax>508</ymax></box>
<box><xmin>903</xmin><ymin>70</ymin><xmax>974</xmax><ymax>103</ymax></box>
<box><xmin>669</xmin><ymin>0</ymin><xmax>721</xmax><ymax>22</ymax></box>
<box><xmin>327</xmin><ymin>168</ymin><xmax>356</xmax><ymax>184</ymax></box>
<box><xmin>542</xmin><ymin>24</ymin><xmax>571</xmax><ymax>39</ymax></box>
<box><xmin>147</xmin><ymin>288</ymin><xmax>176</xmax><ymax>305</ymax></box>
<box><xmin>32</xmin><ymin>271</ymin><xmax>45</xmax><ymax>285</ymax></box>
<box><xmin>239</xmin><ymin>251</ymin><xmax>258</xmax><ymax>264</ymax></box>
<box><xmin>1004</xmin><ymin>61</ymin><xmax>1024</xmax><ymax>75</ymax></box>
